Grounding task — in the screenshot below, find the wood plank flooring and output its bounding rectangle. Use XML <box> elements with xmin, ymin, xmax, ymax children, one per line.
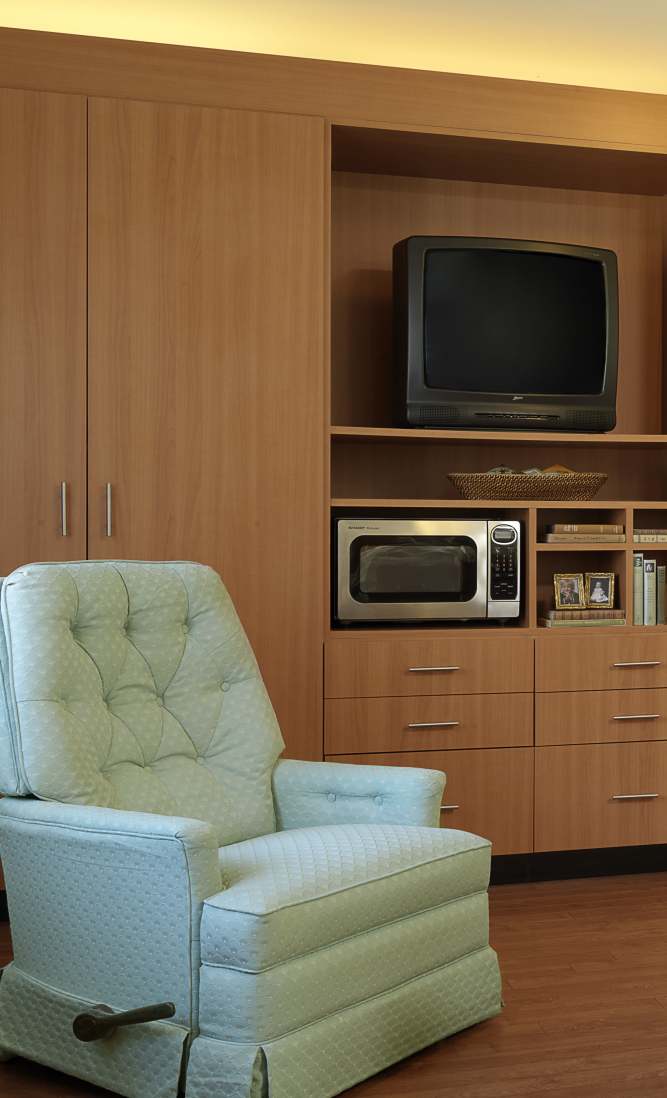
<box><xmin>1</xmin><ymin>872</ymin><xmax>667</xmax><ymax>1096</ymax></box>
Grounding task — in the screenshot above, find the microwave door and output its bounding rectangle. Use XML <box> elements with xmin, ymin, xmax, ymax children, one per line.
<box><xmin>339</xmin><ymin>527</ymin><xmax>487</xmax><ymax>621</ymax></box>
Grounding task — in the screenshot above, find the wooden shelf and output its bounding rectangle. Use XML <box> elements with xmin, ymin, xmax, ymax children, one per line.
<box><xmin>331</xmin><ymin>498</ymin><xmax>667</xmax><ymax>510</ymax></box>
<box><xmin>331</xmin><ymin>124</ymin><xmax>667</xmax><ymax>197</ymax></box>
<box><xmin>331</xmin><ymin>426</ymin><xmax>667</xmax><ymax>447</ymax></box>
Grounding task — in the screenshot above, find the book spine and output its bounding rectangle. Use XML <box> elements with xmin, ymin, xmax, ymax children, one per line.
<box><xmin>633</xmin><ymin>553</ymin><xmax>644</xmax><ymax>625</ymax></box>
<box><xmin>549</xmin><ymin>524</ymin><xmax>624</xmax><ymax>534</ymax></box>
<box><xmin>545</xmin><ymin>609</ymin><xmax>625</xmax><ymax>620</ymax></box>
<box><xmin>539</xmin><ymin>618</ymin><xmax>627</xmax><ymax>628</ymax></box>
<box><xmin>644</xmin><ymin>559</ymin><xmax>657</xmax><ymax>627</ymax></box>
<box><xmin>659</xmin><ymin>566</ymin><xmax>666</xmax><ymax>626</ymax></box>
<box><xmin>544</xmin><ymin>534</ymin><xmax>625</xmax><ymax>543</ymax></box>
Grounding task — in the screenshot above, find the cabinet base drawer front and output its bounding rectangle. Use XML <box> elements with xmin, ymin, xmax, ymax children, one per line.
<box><xmin>325</xmin><ymin>636</ymin><xmax>534</xmax><ymax>699</ymax></box>
<box><xmin>325</xmin><ymin>748</ymin><xmax>534</xmax><ymax>856</ymax></box>
<box><xmin>535</xmin><ymin>742</ymin><xmax>667</xmax><ymax>852</ymax></box>
<box><xmin>537</xmin><ymin>689</ymin><xmax>667</xmax><ymax>746</ymax></box>
<box><xmin>326</xmin><ymin>693</ymin><xmax>533</xmax><ymax>754</ymax></box>
<box><xmin>536</xmin><ymin>635</ymin><xmax>667</xmax><ymax>693</ymax></box>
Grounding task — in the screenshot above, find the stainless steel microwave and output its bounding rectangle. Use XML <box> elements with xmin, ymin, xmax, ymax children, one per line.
<box><xmin>335</xmin><ymin>518</ymin><xmax>521</xmax><ymax>624</ymax></box>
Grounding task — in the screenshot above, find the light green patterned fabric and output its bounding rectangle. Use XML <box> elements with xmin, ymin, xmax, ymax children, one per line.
<box><xmin>0</xmin><ymin>966</ymin><xmax>188</xmax><ymax>1098</ymax></box>
<box><xmin>203</xmin><ymin>823</ymin><xmax>491</xmax><ymax>969</ymax></box>
<box><xmin>200</xmin><ymin>891</ymin><xmax>489</xmax><ymax>1041</ymax></box>
<box><xmin>0</xmin><ymin>559</ymin><xmax>503</xmax><ymax>1098</ymax></box>
<box><xmin>0</xmin><ymin>561</ymin><xmax>284</xmax><ymax>845</ymax></box>
<box><xmin>187</xmin><ymin>946</ymin><xmax>501</xmax><ymax>1098</ymax></box>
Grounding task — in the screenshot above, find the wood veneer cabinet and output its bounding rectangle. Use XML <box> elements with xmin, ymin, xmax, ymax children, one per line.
<box><xmin>86</xmin><ymin>99</ymin><xmax>325</xmax><ymax>759</ymax></box>
<box><xmin>0</xmin><ymin>88</ymin><xmax>86</xmax><ymax>572</ymax></box>
<box><xmin>536</xmin><ymin>688</ymin><xmax>667</xmax><ymax>746</ymax></box>
<box><xmin>536</xmin><ymin>635</ymin><xmax>667</xmax><ymax>693</ymax></box>
<box><xmin>325</xmin><ymin>636</ymin><xmax>536</xmax><ymax>853</ymax></box>
<box><xmin>325</xmin><ymin>636</ymin><xmax>534</xmax><ymax>698</ymax></box>
<box><xmin>4</xmin><ymin>28</ymin><xmax>667</xmax><ymax>849</ymax></box>
<box><xmin>535</xmin><ymin>742</ymin><xmax>667</xmax><ymax>851</ymax></box>
<box><xmin>326</xmin><ymin>693</ymin><xmax>533</xmax><ymax>754</ymax></box>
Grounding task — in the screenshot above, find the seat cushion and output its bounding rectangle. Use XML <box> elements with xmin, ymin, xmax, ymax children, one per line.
<box><xmin>201</xmin><ymin>822</ymin><xmax>491</xmax><ymax>971</ymax></box>
<box><xmin>0</xmin><ymin>561</ymin><xmax>284</xmax><ymax>846</ymax></box>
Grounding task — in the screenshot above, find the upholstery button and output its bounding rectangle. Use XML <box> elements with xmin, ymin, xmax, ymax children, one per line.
<box><xmin>374</xmin><ymin>795</ymin><xmax>383</xmax><ymax>807</ymax></box>
<box><xmin>327</xmin><ymin>792</ymin><xmax>336</xmax><ymax>803</ymax></box>
<box><xmin>221</xmin><ymin>682</ymin><xmax>231</xmax><ymax>692</ymax></box>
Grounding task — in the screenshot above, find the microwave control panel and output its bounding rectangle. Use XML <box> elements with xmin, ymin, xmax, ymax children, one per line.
<box><xmin>489</xmin><ymin>523</ymin><xmax>519</xmax><ymax>602</ymax></box>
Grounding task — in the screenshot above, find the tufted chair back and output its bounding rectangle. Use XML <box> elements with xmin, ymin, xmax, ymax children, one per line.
<box><xmin>0</xmin><ymin>561</ymin><xmax>284</xmax><ymax>846</ymax></box>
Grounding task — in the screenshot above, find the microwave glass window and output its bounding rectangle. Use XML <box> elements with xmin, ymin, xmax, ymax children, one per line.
<box><xmin>350</xmin><ymin>536</ymin><xmax>478</xmax><ymax>603</ymax></box>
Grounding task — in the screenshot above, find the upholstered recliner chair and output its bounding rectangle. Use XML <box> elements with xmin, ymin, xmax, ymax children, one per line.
<box><xmin>0</xmin><ymin>561</ymin><xmax>501</xmax><ymax>1098</ymax></box>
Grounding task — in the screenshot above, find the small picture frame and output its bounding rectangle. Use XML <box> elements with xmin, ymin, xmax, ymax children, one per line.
<box><xmin>554</xmin><ymin>573</ymin><xmax>585</xmax><ymax>609</ymax></box>
<box><xmin>585</xmin><ymin>572</ymin><xmax>615</xmax><ymax>609</ymax></box>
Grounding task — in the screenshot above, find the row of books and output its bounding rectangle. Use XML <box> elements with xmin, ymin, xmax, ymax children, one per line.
<box><xmin>539</xmin><ymin>609</ymin><xmax>626</xmax><ymax>628</ymax></box>
<box><xmin>543</xmin><ymin>523</ymin><xmax>625</xmax><ymax>544</ymax></box>
<box><xmin>633</xmin><ymin>553</ymin><xmax>666</xmax><ymax>626</ymax></box>
<box><xmin>634</xmin><ymin>529</ymin><xmax>667</xmax><ymax>543</ymax></box>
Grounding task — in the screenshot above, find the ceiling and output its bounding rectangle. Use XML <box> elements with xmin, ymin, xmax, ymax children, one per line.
<box><xmin>2</xmin><ymin>0</ymin><xmax>667</xmax><ymax>95</ymax></box>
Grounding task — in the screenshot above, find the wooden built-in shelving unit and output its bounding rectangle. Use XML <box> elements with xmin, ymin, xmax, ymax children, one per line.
<box><xmin>328</xmin><ymin>115</ymin><xmax>667</xmax><ymax>644</ymax></box>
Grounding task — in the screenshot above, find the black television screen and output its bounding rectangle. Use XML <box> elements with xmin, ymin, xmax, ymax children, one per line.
<box><xmin>393</xmin><ymin>236</ymin><xmax>619</xmax><ymax>432</ymax></box>
<box><xmin>423</xmin><ymin>249</ymin><xmax>607</xmax><ymax>396</ymax></box>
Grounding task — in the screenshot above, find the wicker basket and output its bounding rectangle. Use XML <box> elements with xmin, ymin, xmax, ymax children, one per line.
<box><xmin>448</xmin><ymin>471</ymin><xmax>608</xmax><ymax>501</ymax></box>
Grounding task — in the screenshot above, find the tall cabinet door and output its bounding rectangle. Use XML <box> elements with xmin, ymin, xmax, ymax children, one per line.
<box><xmin>88</xmin><ymin>98</ymin><xmax>325</xmax><ymax>759</ymax></box>
<box><xmin>0</xmin><ymin>89</ymin><xmax>86</xmax><ymax>572</ymax></box>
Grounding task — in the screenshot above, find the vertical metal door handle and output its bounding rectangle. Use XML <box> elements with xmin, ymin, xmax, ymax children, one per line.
<box><xmin>60</xmin><ymin>482</ymin><xmax>68</xmax><ymax>537</ymax></box>
<box><xmin>105</xmin><ymin>484</ymin><xmax>113</xmax><ymax>537</ymax></box>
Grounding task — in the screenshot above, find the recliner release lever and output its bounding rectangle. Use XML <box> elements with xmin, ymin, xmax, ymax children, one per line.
<box><xmin>72</xmin><ymin>1001</ymin><xmax>176</xmax><ymax>1042</ymax></box>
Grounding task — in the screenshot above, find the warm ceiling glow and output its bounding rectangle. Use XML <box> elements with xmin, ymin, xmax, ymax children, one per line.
<box><xmin>2</xmin><ymin>0</ymin><xmax>667</xmax><ymax>95</ymax></box>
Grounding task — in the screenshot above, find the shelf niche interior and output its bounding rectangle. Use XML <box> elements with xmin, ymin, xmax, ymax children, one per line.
<box><xmin>330</xmin><ymin>124</ymin><xmax>666</xmax><ymax>437</ymax></box>
<box><xmin>331</xmin><ymin>436</ymin><xmax>667</xmax><ymax>503</ymax></box>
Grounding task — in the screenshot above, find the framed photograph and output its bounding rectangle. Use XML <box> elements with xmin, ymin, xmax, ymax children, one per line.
<box><xmin>554</xmin><ymin>573</ymin><xmax>585</xmax><ymax>609</ymax></box>
<box><xmin>585</xmin><ymin>572</ymin><xmax>615</xmax><ymax>609</ymax></box>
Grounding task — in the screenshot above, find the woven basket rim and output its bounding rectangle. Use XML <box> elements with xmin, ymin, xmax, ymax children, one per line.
<box><xmin>448</xmin><ymin>471</ymin><xmax>607</xmax><ymax>479</ymax></box>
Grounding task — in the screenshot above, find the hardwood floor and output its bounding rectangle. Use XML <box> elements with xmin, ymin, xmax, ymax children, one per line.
<box><xmin>2</xmin><ymin>873</ymin><xmax>667</xmax><ymax>1096</ymax></box>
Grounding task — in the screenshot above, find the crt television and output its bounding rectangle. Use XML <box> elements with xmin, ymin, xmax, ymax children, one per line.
<box><xmin>393</xmin><ymin>236</ymin><xmax>619</xmax><ymax>432</ymax></box>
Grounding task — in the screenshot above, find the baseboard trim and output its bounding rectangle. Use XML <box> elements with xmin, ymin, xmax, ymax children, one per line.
<box><xmin>0</xmin><ymin>891</ymin><xmax>7</xmax><ymax>921</ymax></box>
<box><xmin>491</xmin><ymin>843</ymin><xmax>667</xmax><ymax>885</ymax></box>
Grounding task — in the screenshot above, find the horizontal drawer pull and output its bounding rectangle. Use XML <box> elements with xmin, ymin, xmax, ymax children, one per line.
<box><xmin>440</xmin><ymin>804</ymin><xmax>461</xmax><ymax>811</ymax></box>
<box><xmin>611</xmin><ymin>793</ymin><xmax>659</xmax><ymax>801</ymax></box>
<box><xmin>612</xmin><ymin>713</ymin><xmax>661</xmax><ymax>722</ymax></box>
<box><xmin>407</xmin><ymin>720</ymin><xmax>461</xmax><ymax>729</ymax></box>
<box><xmin>408</xmin><ymin>665</ymin><xmax>460</xmax><ymax>673</ymax></box>
<box><xmin>613</xmin><ymin>660</ymin><xmax>662</xmax><ymax>669</ymax></box>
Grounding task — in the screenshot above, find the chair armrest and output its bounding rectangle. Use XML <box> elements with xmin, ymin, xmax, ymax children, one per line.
<box><xmin>0</xmin><ymin>799</ymin><xmax>222</xmax><ymax>1026</ymax></box>
<box><xmin>272</xmin><ymin>759</ymin><xmax>445</xmax><ymax>830</ymax></box>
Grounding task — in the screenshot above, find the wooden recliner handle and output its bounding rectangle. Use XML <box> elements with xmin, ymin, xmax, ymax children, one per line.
<box><xmin>72</xmin><ymin>1001</ymin><xmax>176</xmax><ymax>1042</ymax></box>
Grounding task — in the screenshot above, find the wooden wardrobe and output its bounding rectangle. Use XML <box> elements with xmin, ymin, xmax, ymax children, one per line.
<box><xmin>0</xmin><ymin>86</ymin><xmax>326</xmax><ymax>760</ymax></box>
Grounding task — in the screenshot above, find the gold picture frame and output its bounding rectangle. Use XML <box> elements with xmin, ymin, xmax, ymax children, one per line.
<box><xmin>553</xmin><ymin>573</ymin><xmax>585</xmax><ymax>609</ymax></box>
<box><xmin>585</xmin><ymin>572</ymin><xmax>615</xmax><ymax>609</ymax></box>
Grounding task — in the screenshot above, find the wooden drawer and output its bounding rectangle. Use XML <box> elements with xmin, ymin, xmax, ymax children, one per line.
<box><xmin>325</xmin><ymin>636</ymin><xmax>534</xmax><ymax>699</ymax></box>
<box><xmin>325</xmin><ymin>747</ymin><xmax>534</xmax><ymax>855</ymax></box>
<box><xmin>326</xmin><ymin>692</ymin><xmax>533</xmax><ymax>754</ymax></box>
<box><xmin>535</xmin><ymin>741</ymin><xmax>667</xmax><ymax>851</ymax></box>
<box><xmin>537</xmin><ymin>688</ymin><xmax>667</xmax><ymax>746</ymax></box>
<box><xmin>536</xmin><ymin>635</ymin><xmax>667</xmax><ymax>693</ymax></box>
